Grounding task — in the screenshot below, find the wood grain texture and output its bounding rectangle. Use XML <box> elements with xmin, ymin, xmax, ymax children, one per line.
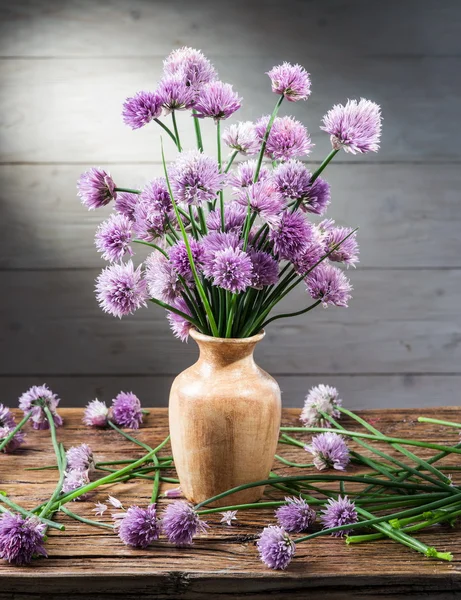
<box><xmin>0</xmin><ymin>407</ymin><xmax>460</xmax><ymax>600</ymax></box>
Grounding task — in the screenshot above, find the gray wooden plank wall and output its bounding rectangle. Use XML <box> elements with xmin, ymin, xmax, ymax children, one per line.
<box><xmin>0</xmin><ymin>0</ymin><xmax>460</xmax><ymax>409</ymax></box>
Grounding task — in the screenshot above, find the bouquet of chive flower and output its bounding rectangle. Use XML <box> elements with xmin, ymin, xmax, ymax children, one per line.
<box><xmin>77</xmin><ymin>47</ymin><xmax>381</xmax><ymax>339</ymax></box>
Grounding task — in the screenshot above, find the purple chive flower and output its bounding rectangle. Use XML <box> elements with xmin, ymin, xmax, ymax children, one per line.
<box><xmin>273</xmin><ymin>160</ymin><xmax>330</xmax><ymax>215</ymax></box>
<box><xmin>249</xmin><ymin>251</ymin><xmax>279</xmax><ymax>289</ymax></box>
<box><xmin>118</xmin><ymin>504</ymin><xmax>159</xmax><ymax>548</ymax></box>
<box><xmin>169</xmin><ymin>239</ymin><xmax>204</xmax><ymax>279</ymax></box>
<box><xmin>162</xmin><ymin>501</ymin><xmax>208</xmax><ymax>546</ymax></box>
<box><xmin>95</xmin><ymin>213</ymin><xmax>133</xmax><ymax>263</ymax></box>
<box><xmin>66</xmin><ymin>444</ymin><xmax>95</xmax><ymax>472</ymax></box>
<box><xmin>320</xmin><ymin>496</ymin><xmax>358</xmax><ymax>536</ymax></box>
<box><xmin>201</xmin><ymin>231</ymin><xmax>242</xmax><ymax>277</ymax></box>
<box><xmin>0</xmin><ymin>426</ymin><xmax>25</xmax><ymax>454</ymax></box>
<box><xmin>0</xmin><ymin>404</ymin><xmax>15</xmax><ymax>429</ymax></box>
<box><xmin>257</xmin><ymin>526</ymin><xmax>295</xmax><ymax>570</ymax></box>
<box><xmin>321</xmin><ymin>98</ymin><xmax>382</xmax><ymax>154</ymax></box>
<box><xmin>210</xmin><ymin>247</ymin><xmax>253</xmax><ymax>293</ymax></box>
<box><xmin>145</xmin><ymin>251</ymin><xmax>182</xmax><ymax>304</ymax></box>
<box><xmin>255</xmin><ymin>115</ymin><xmax>313</xmax><ymax>161</ymax></box>
<box><xmin>77</xmin><ymin>167</ymin><xmax>116</xmax><ymax>210</ymax></box>
<box><xmin>167</xmin><ymin>298</ymin><xmax>193</xmax><ymax>342</ymax></box>
<box><xmin>305</xmin><ymin>432</ymin><xmax>350</xmax><ymax>471</ymax></box>
<box><xmin>276</xmin><ymin>497</ymin><xmax>316</xmax><ymax>533</ymax></box>
<box><xmin>95</xmin><ymin>260</ymin><xmax>147</xmax><ymax>318</ymax></box>
<box><xmin>193</xmin><ymin>81</ymin><xmax>242</xmax><ymax>121</ymax></box>
<box><xmin>132</xmin><ymin>178</ymin><xmax>172</xmax><ymax>242</ymax></box>
<box><xmin>235</xmin><ymin>179</ymin><xmax>285</xmax><ymax>223</ymax></box>
<box><xmin>320</xmin><ymin>221</ymin><xmax>359</xmax><ymax>267</ymax></box>
<box><xmin>220</xmin><ymin>511</ymin><xmax>238</xmax><ymax>526</ymax></box>
<box><xmin>83</xmin><ymin>399</ymin><xmax>109</xmax><ymax>428</ymax></box>
<box><xmin>62</xmin><ymin>469</ymin><xmax>90</xmax><ymax>500</ymax></box>
<box><xmin>157</xmin><ymin>75</ymin><xmax>196</xmax><ymax>112</ymax></box>
<box><xmin>93</xmin><ymin>502</ymin><xmax>107</xmax><ymax>517</ymax></box>
<box><xmin>306</xmin><ymin>263</ymin><xmax>352</xmax><ymax>307</ymax></box>
<box><xmin>111</xmin><ymin>391</ymin><xmax>143</xmax><ymax>429</ymax></box>
<box><xmin>300</xmin><ymin>384</ymin><xmax>342</xmax><ymax>428</ymax></box>
<box><xmin>163</xmin><ymin>47</ymin><xmax>217</xmax><ymax>89</ymax></box>
<box><xmin>18</xmin><ymin>385</ymin><xmax>63</xmax><ymax>430</ymax></box>
<box><xmin>267</xmin><ymin>62</ymin><xmax>311</xmax><ymax>102</ymax></box>
<box><xmin>115</xmin><ymin>192</ymin><xmax>138</xmax><ymax>221</ymax></box>
<box><xmin>206</xmin><ymin>203</ymin><xmax>247</xmax><ymax>234</ymax></box>
<box><xmin>293</xmin><ymin>234</ymin><xmax>327</xmax><ymax>276</ymax></box>
<box><xmin>227</xmin><ymin>159</ymin><xmax>270</xmax><ymax>190</ymax></box>
<box><xmin>140</xmin><ymin>178</ymin><xmax>172</xmax><ymax>211</ymax></box>
<box><xmin>164</xmin><ymin>486</ymin><xmax>183</xmax><ymax>498</ymax></box>
<box><xmin>122</xmin><ymin>91</ymin><xmax>162</xmax><ymax>129</ymax></box>
<box><xmin>0</xmin><ymin>514</ymin><xmax>47</xmax><ymax>565</ymax></box>
<box><xmin>222</xmin><ymin>121</ymin><xmax>260</xmax><ymax>155</ymax></box>
<box><xmin>169</xmin><ymin>150</ymin><xmax>225</xmax><ymax>206</ymax></box>
<box><xmin>269</xmin><ymin>211</ymin><xmax>313</xmax><ymax>261</ymax></box>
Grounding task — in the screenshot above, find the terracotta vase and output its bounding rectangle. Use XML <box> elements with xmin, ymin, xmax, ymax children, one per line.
<box><xmin>169</xmin><ymin>329</ymin><xmax>281</xmax><ymax>507</ymax></box>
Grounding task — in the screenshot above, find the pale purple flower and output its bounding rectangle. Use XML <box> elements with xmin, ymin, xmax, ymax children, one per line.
<box><xmin>321</xmin><ymin>222</ymin><xmax>359</xmax><ymax>267</ymax></box>
<box><xmin>169</xmin><ymin>239</ymin><xmax>204</xmax><ymax>279</ymax></box>
<box><xmin>145</xmin><ymin>251</ymin><xmax>182</xmax><ymax>304</ymax></box>
<box><xmin>269</xmin><ymin>211</ymin><xmax>314</xmax><ymax>261</ymax></box>
<box><xmin>210</xmin><ymin>247</ymin><xmax>253</xmax><ymax>293</ymax></box>
<box><xmin>220</xmin><ymin>511</ymin><xmax>238</xmax><ymax>526</ymax></box>
<box><xmin>77</xmin><ymin>167</ymin><xmax>116</xmax><ymax>210</ymax></box>
<box><xmin>320</xmin><ymin>496</ymin><xmax>358</xmax><ymax>536</ymax></box>
<box><xmin>115</xmin><ymin>192</ymin><xmax>138</xmax><ymax>221</ymax></box>
<box><xmin>201</xmin><ymin>232</ymin><xmax>242</xmax><ymax>277</ymax></box>
<box><xmin>93</xmin><ymin>502</ymin><xmax>107</xmax><ymax>517</ymax></box>
<box><xmin>228</xmin><ymin>160</ymin><xmax>269</xmax><ymax>190</ymax></box>
<box><xmin>95</xmin><ymin>213</ymin><xmax>133</xmax><ymax>263</ymax></box>
<box><xmin>122</xmin><ymin>91</ymin><xmax>162</xmax><ymax>129</ymax></box>
<box><xmin>83</xmin><ymin>399</ymin><xmax>109</xmax><ymax>428</ymax></box>
<box><xmin>222</xmin><ymin>121</ymin><xmax>260</xmax><ymax>155</ymax></box>
<box><xmin>62</xmin><ymin>469</ymin><xmax>90</xmax><ymax>500</ymax></box>
<box><xmin>321</xmin><ymin>98</ymin><xmax>382</xmax><ymax>154</ymax></box>
<box><xmin>0</xmin><ymin>426</ymin><xmax>25</xmax><ymax>454</ymax></box>
<box><xmin>306</xmin><ymin>263</ymin><xmax>352</xmax><ymax>307</ymax></box>
<box><xmin>169</xmin><ymin>150</ymin><xmax>225</xmax><ymax>206</ymax></box>
<box><xmin>301</xmin><ymin>384</ymin><xmax>342</xmax><ymax>428</ymax></box>
<box><xmin>276</xmin><ymin>497</ymin><xmax>316</xmax><ymax>533</ymax></box>
<box><xmin>273</xmin><ymin>160</ymin><xmax>330</xmax><ymax>215</ymax></box>
<box><xmin>95</xmin><ymin>261</ymin><xmax>148</xmax><ymax>318</ymax></box>
<box><xmin>255</xmin><ymin>115</ymin><xmax>313</xmax><ymax>161</ymax></box>
<box><xmin>235</xmin><ymin>179</ymin><xmax>285</xmax><ymax>223</ymax></box>
<box><xmin>206</xmin><ymin>203</ymin><xmax>246</xmax><ymax>234</ymax></box>
<box><xmin>163</xmin><ymin>47</ymin><xmax>217</xmax><ymax>90</ymax></box>
<box><xmin>193</xmin><ymin>81</ymin><xmax>242</xmax><ymax>121</ymax></box>
<box><xmin>0</xmin><ymin>513</ymin><xmax>47</xmax><ymax>565</ymax></box>
<box><xmin>163</xmin><ymin>486</ymin><xmax>183</xmax><ymax>498</ymax></box>
<box><xmin>0</xmin><ymin>404</ymin><xmax>15</xmax><ymax>429</ymax></box>
<box><xmin>161</xmin><ymin>501</ymin><xmax>208</xmax><ymax>546</ymax></box>
<box><xmin>167</xmin><ymin>298</ymin><xmax>193</xmax><ymax>342</ymax></box>
<box><xmin>18</xmin><ymin>384</ymin><xmax>63</xmax><ymax>430</ymax></box>
<box><xmin>305</xmin><ymin>432</ymin><xmax>350</xmax><ymax>471</ymax></box>
<box><xmin>111</xmin><ymin>391</ymin><xmax>143</xmax><ymax>429</ymax></box>
<box><xmin>267</xmin><ymin>62</ymin><xmax>311</xmax><ymax>102</ymax></box>
<box><xmin>257</xmin><ymin>525</ymin><xmax>295</xmax><ymax>570</ymax></box>
<box><xmin>157</xmin><ymin>75</ymin><xmax>196</xmax><ymax>112</ymax></box>
<box><xmin>66</xmin><ymin>444</ymin><xmax>95</xmax><ymax>472</ymax></box>
<box><xmin>293</xmin><ymin>234</ymin><xmax>327</xmax><ymax>276</ymax></box>
<box><xmin>132</xmin><ymin>179</ymin><xmax>172</xmax><ymax>241</ymax></box>
<box><xmin>108</xmin><ymin>496</ymin><xmax>124</xmax><ymax>509</ymax></box>
<box><xmin>249</xmin><ymin>251</ymin><xmax>279</xmax><ymax>289</ymax></box>
<box><xmin>141</xmin><ymin>178</ymin><xmax>172</xmax><ymax>212</ymax></box>
<box><xmin>118</xmin><ymin>504</ymin><xmax>159</xmax><ymax>548</ymax></box>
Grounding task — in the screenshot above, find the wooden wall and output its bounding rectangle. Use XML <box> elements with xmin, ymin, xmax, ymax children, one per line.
<box><xmin>0</xmin><ymin>0</ymin><xmax>460</xmax><ymax>409</ymax></box>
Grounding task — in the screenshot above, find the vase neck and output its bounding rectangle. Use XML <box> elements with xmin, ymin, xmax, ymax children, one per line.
<box><xmin>190</xmin><ymin>330</ymin><xmax>264</xmax><ymax>369</ymax></box>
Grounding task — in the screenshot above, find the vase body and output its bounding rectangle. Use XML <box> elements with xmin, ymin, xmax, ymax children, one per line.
<box><xmin>169</xmin><ymin>329</ymin><xmax>281</xmax><ymax>507</ymax></box>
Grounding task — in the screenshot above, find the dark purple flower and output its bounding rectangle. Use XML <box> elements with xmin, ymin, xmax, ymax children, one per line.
<box><xmin>83</xmin><ymin>399</ymin><xmax>109</xmax><ymax>428</ymax></box>
<box><xmin>269</xmin><ymin>211</ymin><xmax>314</xmax><ymax>261</ymax></box>
<box><xmin>62</xmin><ymin>469</ymin><xmax>90</xmax><ymax>500</ymax></box>
<box><xmin>201</xmin><ymin>232</ymin><xmax>242</xmax><ymax>277</ymax></box>
<box><xmin>193</xmin><ymin>81</ymin><xmax>242</xmax><ymax>121</ymax></box>
<box><xmin>249</xmin><ymin>251</ymin><xmax>279</xmax><ymax>289</ymax></box>
<box><xmin>169</xmin><ymin>150</ymin><xmax>225</xmax><ymax>206</ymax></box>
<box><xmin>300</xmin><ymin>384</ymin><xmax>342</xmax><ymax>427</ymax></box>
<box><xmin>321</xmin><ymin>98</ymin><xmax>382</xmax><ymax>154</ymax></box>
<box><xmin>118</xmin><ymin>504</ymin><xmax>159</xmax><ymax>548</ymax></box>
<box><xmin>228</xmin><ymin>159</ymin><xmax>269</xmax><ymax>190</ymax></box>
<box><xmin>167</xmin><ymin>298</ymin><xmax>193</xmax><ymax>342</ymax></box>
<box><xmin>305</xmin><ymin>432</ymin><xmax>350</xmax><ymax>471</ymax></box>
<box><xmin>257</xmin><ymin>525</ymin><xmax>295</xmax><ymax>570</ymax></box>
<box><xmin>210</xmin><ymin>247</ymin><xmax>253</xmax><ymax>293</ymax></box>
<box><xmin>169</xmin><ymin>239</ymin><xmax>204</xmax><ymax>279</ymax></box>
<box><xmin>162</xmin><ymin>501</ymin><xmax>208</xmax><ymax>546</ymax></box>
<box><xmin>0</xmin><ymin>426</ymin><xmax>25</xmax><ymax>453</ymax></box>
<box><xmin>96</xmin><ymin>261</ymin><xmax>147</xmax><ymax>318</ymax></box>
<box><xmin>223</xmin><ymin>121</ymin><xmax>260</xmax><ymax>155</ymax></box>
<box><xmin>320</xmin><ymin>496</ymin><xmax>358</xmax><ymax>536</ymax></box>
<box><xmin>306</xmin><ymin>263</ymin><xmax>352</xmax><ymax>308</ymax></box>
<box><xmin>255</xmin><ymin>115</ymin><xmax>313</xmax><ymax>161</ymax></box>
<box><xmin>111</xmin><ymin>391</ymin><xmax>143</xmax><ymax>429</ymax></box>
<box><xmin>267</xmin><ymin>62</ymin><xmax>311</xmax><ymax>102</ymax></box>
<box><xmin>163</xmin><ymin>47</ymin><xmax>217</xmax><ymax>90</ymax></box>
<box><xmin>18</xmin><ymin>385</ymin><xmax>63</xmax><ymax>430</ymax></box>
<box><xmin>206</xmin><ymin>203</ymin><xmax>246</xmax><ymax>234</ymax></box>
<box><xmin>145</xmin><ymin>251</ymin><xmax>182</xmax><ymax>304</ymax></box>
<box><xmin>95</xmin><ymin>213</ymin><xmax>133</xmax><ymax>263</ymax></box>
<box><xmin>157</xmin><ymin>75</ymin><xmax>196</xmax><ymax>112</ymax></box>
<box><xmin>276</xmin><ymin>497</ymin><xmax>316</xmax><ymax>533</ymax></box>
<box><xmin>235</xmin><ymin>179</ymin><xmax>285</xmax><ymax>223</ymax></box>
<box><xmin>273</xmin><ymin>160</ymin><xmax>330</xmax><ymax>215</ymax></box>
<box><xmin>115</xmin><ymin>192</ymin><xmax>138</xmax><ymax>221</ymax></box>
<box><xmin>122</xmin><ymin>91</ymin><xmax>162</xmax><ymax>129</ymax></box>
<box><xmin>77</xmin><ymin>167</ymin><xmax>116</xmax><ymax>210</ymax></box>
<box><xmin>320</xmin><ymin>221</ymin><xmax>359</xmax><ymax>267</ymax></box>
<box><xmin>0</xmin><ymin>513</ymin><xmax>47</xmax><ymax>565</ymax></box>
<box><xmin>66</xmin><ymin>444</ymin><xmax>94</xmax><ymax>472</ymax></box>
<box><xmin>0</xmin><ymin>404</ymin><xmax>15</xmax><ymax>429</ymax></box>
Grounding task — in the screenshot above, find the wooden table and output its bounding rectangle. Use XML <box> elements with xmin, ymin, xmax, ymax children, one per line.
<box><xmin>1</xmin><ymin>407</ymin><xmax>460</xmax><ymax>599</ymax></box>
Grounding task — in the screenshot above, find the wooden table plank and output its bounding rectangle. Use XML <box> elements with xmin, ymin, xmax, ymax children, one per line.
<box><xmin>0</xmin><ymin>407</ymin><xmax>460</xmax><ymax>599</ymax></box>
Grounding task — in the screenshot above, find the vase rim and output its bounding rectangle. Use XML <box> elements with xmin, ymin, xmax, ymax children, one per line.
<box><xmin>189</xmin><ymin>328</ymin><xmax>265</xmax><ymax>344</ymax></box>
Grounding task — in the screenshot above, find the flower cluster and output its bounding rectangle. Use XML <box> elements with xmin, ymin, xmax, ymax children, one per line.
<box><xmin>62</xmin><ymin>443</ymin><xmax>95</xmax><ymax>500</ymax></box>
<box><xmin>83</xmin><ymin>391</ymin><xmax>144</xmax><ymax>429</ymax></box>
<box><xmin>18</xmin><ymin>385</ymin><xmax>63</xmax><ymax>431</ymax></box>
<box><xmin>0</xmin><ymin>404</ymin><xmax>25</xmax><ymax>453</ymax></box>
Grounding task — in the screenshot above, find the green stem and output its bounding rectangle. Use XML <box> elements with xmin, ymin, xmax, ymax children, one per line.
<box><xmin>40</xmin><ymin>442</ymin><xmax>66</xmax><ymax>518</ymax></box>
<box><xmin>0</xmin><ymin>412</ymin><xmax>32</xmax><ymax>452</ymax></box>
<box><xmin>260</xmin><ymin>300</ymin><xmax>321</xmax><ymax>329</ymax></box>
<box><xmin>198</xmin><ymin>501</ymin><xmax>285</xmax><ymax>515</ymax></box>
<box><xmin>274</xmin><ymin>455</ymin><xmax>314</xmax><ymax>468</ymax></box>
<box><xmin>0</xmin><ymin>496</ymin><xmax>64</xmax><ymax>530</ymax></box>
<box><xmin>149</xmin><ymin>297</ymin><xmax>201</xmax><ymax>329</ymax></box>
<box><xmin>108</xmin><ymin>421</ymin><xmax>154</xmax><ymax>452</ymax></box>
<box><xmin>154</xmin><ymin>118</ymin><xmax>178</xmax><ymax>147</ymax></box>
<box><xmin>225</xmin><ymin>294</ymin><xmax>238</xmax><ymax>338</ymax></box>
<box><xmin>253</xmin><ymin>96</ymin><xmax>284</xmax><ymax>183</ymax></box>
<box><xmin>192</xmin><ymin>109</ymin><xmax>204</xmax><ymax>152</ymax></box>
<box><xmin>171</xmin><ymin>111</ymin><xmax>182</xmax><ymax>151</ymax></box>
<box><xmin>224</xmin><ymin>150</ymin><xmax>238</xmax><ymax>173</ymax></box>
<box><xmin>133</xmin><ymin>239</ymin><xmax>169</xmax><ymax>258</ymax></box>
<box><xmin>418</xmin><ymin>416</ymin><xmax>461</xmax><ymax>429</ymax></box>
<box><xmin>60</xmin><ymin>505</ymin><xmax>114</xmax><ymax>529</ymax></box>
<box><xmin>216</xmin><ymin>120</ymin><xmax>225</xmax><ymax>231</ymax></box>
<box><xmin>114</xmin><ymin>187</ymin><xmax>141</xmax><ymax>194</ymax></box>
<box><xmin>151</xmin><ymin>451</ymin><xmax>161</xmax><ymax>504</ymax></box>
